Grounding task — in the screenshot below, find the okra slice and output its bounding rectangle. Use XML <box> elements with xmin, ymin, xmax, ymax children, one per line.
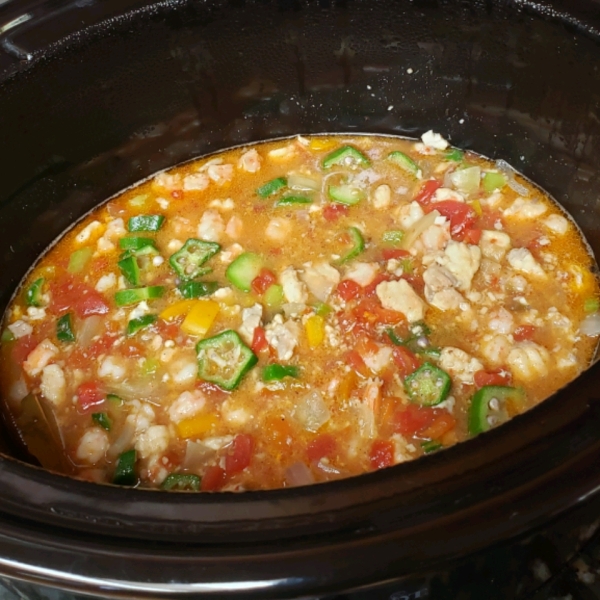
<box><xmin>322</xmin><ymin>145</ymin><xmax>370</xmax><ymax>169</ymax></box>
<box><xmin>196</xmin><ymin>330</ymin><xmax>258</xmax><ymax>391</ymax></box>
<box><xmin>169</xmin><ymin>238</ymin><xmax>220</xmax><ymax>281</ymax></box>
<box><xmin>404</xmin><ymin>362</ymin><xmax>451</xmax><ymax>406</ymax></box>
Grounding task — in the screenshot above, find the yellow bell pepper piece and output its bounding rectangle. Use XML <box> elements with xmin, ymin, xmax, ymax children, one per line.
<box><xmin>305</xmin><ymin>314</ymin><xmax>325</xmax><ymax>348</ymax></box>
<box><xmin>177</xmin><ymin>413</ymin><xmax>219</xmax><ymax>439</ymax></box>
<box><xmin>180</xmin><ymin>300</ymin><xmax>219</xmax><ymax>337</ymax></box>
<box><xmin>310</xmin><ymin>138</ymin><xmax>337</xmax><ymax>151</ymax></box>
<box><xmin>159</xmin><ymin>299</ymin><xmax>196</xmax><ymax>322</ymax></box>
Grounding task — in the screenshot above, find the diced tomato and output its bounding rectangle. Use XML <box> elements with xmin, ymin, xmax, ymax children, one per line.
<box><xmin>75</xmin><ymin>290</ymin><xmax>110</xmax><ymax>317</ymax></box>
<box><xmin>76</xmin><ymin>381</ymin><xmax>105</xmax><ymax>412</ymax></box>
<box><xmin>90</xmin><ymin>333</ymin><xmax>118</xmax><ymax>357</ymax></box>
<box><xmin>421</xmin><ymin>412</ymin><xmax>456</xmax><ymax>440</ymax></box>
<box><xmin>50</xmin><ymin>277</ymin><xmax>109</xmax><ymax>317</ymax></box>
<box><xmin>251</xmin><ymin>326</ymin><xmax>269</xmax><ymax>354</ymax></box>
<box><xmin>462</xmin><ymin>227</ymin><xmax>482</xmax><ymax>245</ymax></box>
<box><xmin>12</xmin><ymin>334</ymin><xmax>39</xmax><ymax>366</ymax></box>
<box><xmin>353</xmin><ymin>297</ymin><xmax>405</xmax><ymax>327</ymax></box>
<box><xmin>369</xmin><ymin>439</ymin><xmax>395</xmax><ymax>469</ymax></box>
<box><xmin>429</xmin><ymin>200</ymin><xmax>477</xmax><ymax>241</ymax></box>
<box><xmin>393</xmin><ymin>404</ymin><xmax>438</xmax><ymax>436</ymax></box>
<box><xmin>323</xmin><ymin>203</ymin><xmax>349</xmax><ymax>222</ymax></box>
<box><xmin>201</xmin><ymin>465</ymin><xmax>226</xmax><ymax>491</ymax></box>
<box><xmin>251</xmin><ymin>269</ymin><xmax>277</xmax><ymax>295</ymax></box>
<box><xmin>474</xmin><ymin>369</ymin><xmax>512</xmax><ymax>388</ymax></box>
<box><xmin>478</xmin><ymin>208</ymin><xmax>503</xmax><ymax>230</ymax></box>
<box><xmin>345</xmin><ymin>349</ymin><xmax>370</xmax><ymax>378</ymax></box>
<box><xmin>414</xmin><ymin>179</ymin><xmax>442</xmax><ymax>207</ymax></box>
<box><xmin>225</xmin><ymin>434</ymin><xmax>254</xmax><ymax>476</ymax></box>
<box><xmin>336</xmin><ymin>279</ymin><xmax>362</xmax><ymax>302</ymax></box>
<box><xmin>382</xmin><ymin>248</ymin><xmax>411</xmax><ymax>261</ymax></box>
<box><xmin>514</xmin><ymin>325</ymin><xmax>537</xmax><ymax>342</ymax></box>
<box><xmin>156</xmin><ymin>319</ymin><xmax>182</xmax><ymax>340</ymax></box>
<box><xmin>306</xmin><ymin>434</ymin><xmax>336</xmax><ymax>463</ymax></box>
<box><xmin>392</xmin><ymin>345</ymin><xmax>420</xmax><ymax>377</ymax></box>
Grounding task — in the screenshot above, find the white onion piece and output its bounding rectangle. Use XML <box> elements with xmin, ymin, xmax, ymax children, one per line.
<box><xmin>294</xmin><ymin>390</ymin><xmax>330</xmax><ymax>432</ymax></box>
<box><xmin>401</xmin><ymin>210</ymin><xmax>440</xmax><ymax>250</ymax></box>
<box><xmin>110</xmin><ymin>376</ymin><xmax>166</xmax><ymax>404</ymax></box>
<box><xmin>285</xmin><ymin>462</ymin><xmax>315</xmax><ymax>487</ymax></box>
<box><xmin>287</xmin><ymin>173</ymin><xmax>321</xmax><ymax>191</ymax></box>
<box><xmin>107</xmin><ymin>420</ymin><xmax>135</xmax><ymax>459</ymax></box>
<box><xmin>282</xmin><ymin>303</ymin><xmax>306</xmax><ymax>318</ymax></box>
<box><xmin>449</xmin><ymin>166</ymin><xmax>481</xmax><ymax>194</ymax></box>
<box><xmin>78</xmin><ymin>315</ymin><xmax>104</xmax><ymax>348</ymax></box>
<box><xmin>182</xmin><ymin>440</ymin><xmax>214</xmax><ymax>470</ymax></box>
<box><xmin>495</xmin><ymin>159</ymin><xmax>529</xmax><ymax>196</ymax></box>
<box><xmin>580</xmin><ymin>313</ymin><xmax>600</xmax><ymax>337</ymax></box>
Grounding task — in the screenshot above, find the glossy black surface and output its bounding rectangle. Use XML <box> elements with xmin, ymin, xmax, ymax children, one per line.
<box><xmin>0</xmin><ymin>0</ymin><xmax>600</xmax><ymax>597</ymax></box>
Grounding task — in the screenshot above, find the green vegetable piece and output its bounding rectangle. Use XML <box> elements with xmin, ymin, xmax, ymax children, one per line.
<box><xmin>386</xmin><ymin>328</ymin><xmax>404</xmax><ymax>346</ymax></box>
<box><xmin>388</xmin><ymin>151</ymin><xmax>420</xmax><ymax>176</ymax></box>
<box><xmin>126</xmin><ymin>314</ymin><xmax>157</xmax><ymax>336</ymax></box>
<box><xmin>25</xmin><ymin>278</ymin><xmax>45</xmax><ymax>307</ymax></box>
<box><xmin>468</xmin><ymin>386</ymin><xmax>525</xmax><ymax>436</ymax></box>
<box><xmin>114</xmin><ymin>286</ymin><xmax>165</xmax><ymax>307</ymax></box>
<box><xmin>113</xmin><ymin>449</ymin><xmax>137</xmax><ymax>486</ymax></box>
<box><xmin>118</xmin><ymin>256</ymin><xmax>141</xmax><ymax>286</ymax></box>
<box><xmin>127</xmin><ymin>214</ymin><xmax>165</xmax><ymax>232</ymax></box>
<box><xmin>327</xmin><ymin>184</ymin><xmax>365</xmax><ymax>206</ymax></box>
<box><xmin>585</xmin><ymin>298</ymin><xmax>600</xmax><ymax>313</ymax></box>
<box><xmin>196</xmin><ymin>330</ymin><xmax>258</xmax><ymax>391</ymax></box>
<box><xmin>178</xmin><ymin>281</ymin><xmax>219</xmax><ymax>299</ymax></box>
<box><xmin>404</xmin><ymin>362</ymin><xmax>451</xmax><ymax>406</ymax></box>
<box><xmin>262</xmin><ymin>364</ymin><xmax>300</xmax><ymax>382</ymax></box>
<box><xmin>421</xmin><ymin>440</ymin><xmax>443</xmax><ymax>454</ymax></box>
<box><xmin>256</xmin><ymin>177</ymin><xmax>287</xmax><ymax>198</ymax></box>
<box><xmin>382</xmin><ymin>230</ymin><xmax>405</xmax><ymax>245</ymax></box>
<box><xmin>142</xmin><ymin>357</ymin><xmax>160</xmax><ymax>375</ymax></box>
<box><xmin>338</xmin><ymin>227</ymin><xmax>365</xmax><ymax>264</ymax></box>
<box><xmin>482</xmin><ymin>172</ymin><xmax>507</xmax><ymax>193</ymax></box>
<box><xmin>106</xmin><ymin>393</ymin><xmax>123</xmax><ymax>405</ymax></box>
<box><xmin>67</xmin><ymin>247</ymin><xmax>93</xmax><ymax>274</ymax></box>
<box><xmin>92</xmin><ymin>412</ymin><xmax>111</xmax><ymax>431</ymax></box>
<box><xmin>56</xmin><ymin>313</ymin><xmax>76</xmax><ymax>343</ymax></box>
<box><xmin>322</xmin><ymin>145</ymin><xmax>370</xmax><ymax>169</ymax></box>
<box><xmin>314</xmin><ymin>302</ymin><xmax>333</xmax><ymax>317</ymax></box>
<box><xmin>225</xmin><ymin>252</ymin><xmax>263</xmax><ymax>292</ymax></box>
<box><xmin>263</xmin><ymin>284</ymin><xmax>284</xmax><ymax>308</ymax></box>
<box><xmin>445</xmin><ymin>148</ymin><xmax>464</xmax><ymax>162</ymax></box>
<box><xmin>276</xmin><ymin>195</ymin><xmax>313</xmax><ymax>206</ymax></box>
<box><xmin>169</xmin><ymin>238</ymin><xmax>220</xmax><ymax>281</ymax></box>
<box><xmin>119</xmin><ymin>237</ymin><xmax>158</xmax><ymax>253</ymax></box>
<box><xmin>1</xmin><ymin>329</ymin><xmax>15</xmax><ymax>343</ymax></box>
<box><xmin>161</xmin><ymin>473</ymin><xmax>201</xmax><ymax>491</ymax></box>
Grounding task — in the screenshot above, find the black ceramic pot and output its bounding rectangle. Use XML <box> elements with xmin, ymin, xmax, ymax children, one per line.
<box><xmin>1</xmin><ymin>0</ymin><xmax>600</xmax><ymax>598</ymax></box>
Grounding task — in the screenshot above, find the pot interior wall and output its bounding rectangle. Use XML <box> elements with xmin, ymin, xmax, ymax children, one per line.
<box><xmin>0</xmin><ymin>0</ymin><xmax>599</xmax><ymax>458</ymax></box>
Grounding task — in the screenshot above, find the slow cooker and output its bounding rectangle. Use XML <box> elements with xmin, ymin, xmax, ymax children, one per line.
<box><xmin>1</xmin><ymin>0</ymin><xmax>600</xmax><ymax>597</ymax></box>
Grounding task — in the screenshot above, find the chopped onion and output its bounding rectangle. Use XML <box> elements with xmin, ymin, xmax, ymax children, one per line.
<box><xmin>449</xmin><ymin>166</ymin><xmax>481</xmax><ymax>194</ymax></box>
<box><xmin>107</xmin><ymin>420</ymin><xmax>135</xmax><ymax>459</ymax></box>
<box><xmin>78</xmin><ymin>315</ymin><xmax>104</xmax><ymax>348</ymax></box>
<box><xmin>182</xmin><ymin>440</ymin><xmax>214</xmax><ymax>470</ymax></box>
<box><xmin>401</xmin><ymin>210</ymin><xmax>440</xmax><ymax>250</ymax></box>
<box><xmin>282</xmin><ymin>303</ymin><xmax>306</xmax><ymax>318</ymax></box>
<box><xmin>580</xmin><ymin>313</ymin><xmax>600</xmax><ymax>337</ymax></box>
<box><xmin>285</xmin><ymin>462</ymin><xmax>315</xmax><ymax>487</ymax></box>
<box><xmin>294</xmin><ymin>390</ymin><xmax>330</xmax><ymax>432</ymax></box>
<box><xmin>287</xmin><ymin>173</ymin><xmax>321</xmax><ymax>191</ymax></box>
<box><xmin>495</xmin><ymin>159</ymin><xmax>529</xmax><ymax>196</ymax></box>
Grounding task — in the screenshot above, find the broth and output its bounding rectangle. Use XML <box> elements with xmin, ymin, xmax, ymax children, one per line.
<box><xmin>1</xmin><ymin>132</ymin><xmax>598</xmax><ymax>491</ymax></box>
